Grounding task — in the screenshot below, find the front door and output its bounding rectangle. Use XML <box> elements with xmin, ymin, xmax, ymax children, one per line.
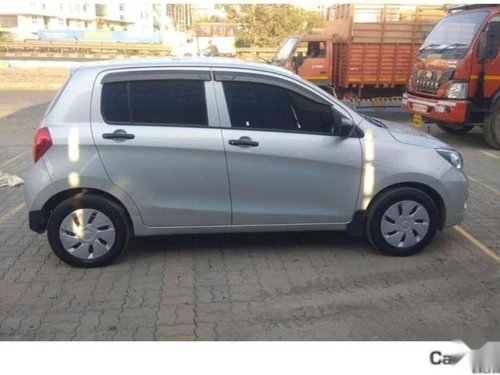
<box><xmin>218</xmin><ymin>79</ymin><xmax>362</xmax><ymax>225</ymax></box>
<box><xmin>91</xmin><ymin>73</ymin><xmax>231</xmax><ymax>227</ymax></box>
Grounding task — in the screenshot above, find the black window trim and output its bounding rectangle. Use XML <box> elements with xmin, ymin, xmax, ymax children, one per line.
<box><xmin>222</xmin><ymin>121</ymin><xmax>364</xmax><ymax>139</ymax></box>
<box><xmin>213</xmin><ymin>71</ymin><xmax>331</xmax><ymax>106</ymax></box>
<box><xmin>100</xmin><ymin>79</ymin><xmax>210</xmax><ymax>128</ymax></box>
<box><xmin>101</xmin><ymin>70</ymin><xmax>211</xmax><ymax>84</ymax></box>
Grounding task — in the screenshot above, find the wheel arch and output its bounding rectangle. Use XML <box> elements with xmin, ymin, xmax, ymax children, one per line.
<box><xmin>489</xmin><ymin>88</ymin><xmax>500</xmax><ymax>112</ymax></box>
<box><xmin>38</xmin><ymin>187</ymin><xmax>135</xmax><ymax>237</ymax></box>
<box><xmin>366</xmin><ymin>182</ymin><xmax>446</xmax><ymax>230</ymax></box>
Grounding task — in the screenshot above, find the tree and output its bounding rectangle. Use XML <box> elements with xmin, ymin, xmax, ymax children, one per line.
<box><xmin>222</xmin><ymin>4</ymin><xmax>324</xmax><ymax>48</ymax></box>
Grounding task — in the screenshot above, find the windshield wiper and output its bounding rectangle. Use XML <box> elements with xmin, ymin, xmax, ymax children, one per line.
<box><xmin>254</xmin><ymin>54</ymin><xmax>271</xmax><ymax>64</ymax></box>
<box><xmin>419</xmin><ymin>43</ymin><xmax>442</xmax><ymax>53</ymax></box>
<box><xmin>437</xmin><ymin>43</ymin><xmax>467</xmax><ymax>53</ymax></box>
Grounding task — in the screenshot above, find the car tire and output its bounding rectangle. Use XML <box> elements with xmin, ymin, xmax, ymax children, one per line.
<box><xmin>47</xmin><ymin>194</ymin><xmax>130</xmax><ymax>267</ymax></box>
<box><xmin>436</xmin><ymin>122</ymin><xmax>474</xmax><ymax>134</ymax></box>
<box><xmin>484</xmin><ymin>102</ymin><xmax>500</xmax><ymax>150</ymax></box>
<box><xmin>365</xmin><ymin>187</ymin><xmax>439</xmax><ymax>256</ymax></box>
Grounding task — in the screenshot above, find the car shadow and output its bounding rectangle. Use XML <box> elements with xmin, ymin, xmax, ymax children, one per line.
<box><xmin>124</xmin><ymin>230</ymin><xmax>376</xmax><ymax>260</ymax></box>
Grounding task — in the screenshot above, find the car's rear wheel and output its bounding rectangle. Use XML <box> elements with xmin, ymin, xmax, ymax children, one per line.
<box><xmin>366</xmin><ymin>187</ymin><xmax>439</xmax><ymax>256</ymax></box>
<box><xmin>436</xmin><ymin>122</ymin><xmax>474</xmax><ymax>134</ymax></box>
<box><xmin>47</xmin><ymin>194</ymin><xmax>130</xmax><ymax>267</ymax></box>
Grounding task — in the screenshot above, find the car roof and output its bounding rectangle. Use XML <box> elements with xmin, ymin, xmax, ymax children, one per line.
<box><xmin>75</xmin><ymin>57</ymin><xmax>296</xmax><ymax>78</ymax></box>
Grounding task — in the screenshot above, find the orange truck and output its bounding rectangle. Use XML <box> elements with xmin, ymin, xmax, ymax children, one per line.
<box><xmin>402</xmin><ymin>5</ymin><xmax>500</xmax><ymax>149</ymax></box>
<box><xmin>271</xmin><ymin>4</ymin><xmax>444</xmax><ymax>100</ymax></box>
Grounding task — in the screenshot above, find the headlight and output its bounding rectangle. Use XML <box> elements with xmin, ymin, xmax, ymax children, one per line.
<box><xmin>444</xmin><ymin>82</ymin><xmax>468</xmax><ymax>99</ymax></box>
<box><xmin>437</xmin><ymin>148</ymin><xmax>463</xmax><ymax>170</ymax></box>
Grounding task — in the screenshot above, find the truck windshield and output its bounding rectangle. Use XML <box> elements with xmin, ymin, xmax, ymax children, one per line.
<box><xmin>418</xmin><ymin>11</ymin><xmax>488</xmax><ymax>59</ymax></box>
<box><xmin>271</xmin><ymin>37</ymin><xmax>298</xmax><ymax>66</ymax></box>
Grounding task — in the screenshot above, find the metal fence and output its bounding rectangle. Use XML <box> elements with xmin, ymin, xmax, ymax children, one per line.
<box><xmin>0</xmin><ymin>40</ymin><xmax>276</xmax><ymax>60</ymax></box>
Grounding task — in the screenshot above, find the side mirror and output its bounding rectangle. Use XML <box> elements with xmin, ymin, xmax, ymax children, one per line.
<box><xmin>293</xmin><ymin>51</ymin><xmax>305</xmax><ymax>71</ymax></box>
<box><xmin>339</xmin><ymin>117</ymin><xmax>355</xmax><ymax>138</ymax></box>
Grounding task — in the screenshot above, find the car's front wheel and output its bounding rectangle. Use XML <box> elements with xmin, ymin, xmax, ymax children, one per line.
<box><xmin>366</xmin><ymin>187</ymin><xmax>439</xmax><ymax>256</ymax></box>
<box><xmin>47</xmin><ymin>194</ymin><xmax>130</xmax><ymax>267</ymax></box>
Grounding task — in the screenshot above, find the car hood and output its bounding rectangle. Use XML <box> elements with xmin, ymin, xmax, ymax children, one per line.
<box><xmin>377</xmin><ymin>118</ymin><xmax>449</xmax><ymax>148</ymax></box>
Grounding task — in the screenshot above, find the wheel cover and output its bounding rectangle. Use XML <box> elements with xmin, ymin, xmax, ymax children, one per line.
<box><xmin>380</xmin><ymin>200</ymin><xmax>430</xmax><ymax>249</ymax></box>
<box><xmin>59</xmin><ymin>208</ymin><xmax>116</xmax><ymax>260</ymax></box>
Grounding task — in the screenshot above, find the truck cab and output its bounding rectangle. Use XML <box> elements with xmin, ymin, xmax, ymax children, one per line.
<box><xmin>402</xmin><ymin>5</ymin><xmax>500</xmax><ymax>148</ymax></box>
<box><xmin>271</xmin><ymin>35</ymin><xmax>332</xmax><ymax>87</ymax></box>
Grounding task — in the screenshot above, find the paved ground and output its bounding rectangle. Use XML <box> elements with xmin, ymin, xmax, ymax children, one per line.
<box><xmin>0</xmin><ymin>89</ymin><xmax>498</xmax><ymax>341</ymax></box>
<box><xmin>0</xmin><ymin>67</ymin><xmax>68</xmax><ymax>90</ymax></box>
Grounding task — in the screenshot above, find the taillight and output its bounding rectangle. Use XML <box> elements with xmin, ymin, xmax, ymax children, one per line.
<box><xmin>33</xmin><ymin>127</ymin><xmax>53</xmax><ymax>162</ymax></box>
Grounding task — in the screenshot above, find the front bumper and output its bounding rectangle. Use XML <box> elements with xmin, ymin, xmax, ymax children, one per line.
<box><xmin>402</xmin><ymin>92</ymin><xmax>469</xmax><ymax>124</ymax></box>
<box><xmin>440</xmin><ymin>167</ymin><xmax>469</xmax><ymax>228</ymax></box>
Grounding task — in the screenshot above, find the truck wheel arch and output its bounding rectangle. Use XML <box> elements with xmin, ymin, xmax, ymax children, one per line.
<box><xmin>489</xmin><ymin>88</ymin><xmax>500</xmax><ymax>112</ymax></box>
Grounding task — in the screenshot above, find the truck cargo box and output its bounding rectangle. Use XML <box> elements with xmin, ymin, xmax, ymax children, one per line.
<box><xmin>326</xmin><ymin>4</ymin><xmax>445</xmax><ymax>89</ymax></box>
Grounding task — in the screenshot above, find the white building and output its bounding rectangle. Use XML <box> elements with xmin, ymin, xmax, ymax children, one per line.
<box><xmin>95</xmin><ymin>2</ymin><xmax>157</xmax><ymax>32</ymax></box>
<box><xmin>0</xmin><ymin>1</ymin><xmax>230</xmax><ymax>41</ymax></box>
<box><xmin>0</xmin><ymin>2</ymin><xmax>96</xmax><ymax>39</ymax></box>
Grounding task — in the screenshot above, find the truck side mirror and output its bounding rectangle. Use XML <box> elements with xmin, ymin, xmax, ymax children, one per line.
<box><xmin>293</xmin><ymin>51</ymin><xmax>305</xmax><ymax>71</ymax></box>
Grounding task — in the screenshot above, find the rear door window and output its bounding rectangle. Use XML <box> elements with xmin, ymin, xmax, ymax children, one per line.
<box><xmin>101</xmin><ymin>79</ymin><xmax>208</xmax><ymax>126</ymax></box>
<box><xmin>101</xmin><ymin>82</ymin><xmax>130</xmax><ymax>123</ymax></box>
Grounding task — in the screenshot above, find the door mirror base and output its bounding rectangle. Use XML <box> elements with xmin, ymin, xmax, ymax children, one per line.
<box><xmin>339</xmin><ymin>117</ymin><xmax>356</xmax><ymax>138</ymax></box>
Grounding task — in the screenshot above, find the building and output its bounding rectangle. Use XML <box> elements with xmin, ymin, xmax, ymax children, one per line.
<box><xmin>165</xmin><ymin>4</ymin><xmax>192</xmax><ymax>32</ymax></box>
<box><xmin>95</xmin><ymin>2</ymin><xmax>157</xmax><ymax>32</ymax></box>
<box><xmin>0</xmin><ymin>2</ymin><xmax>96</xmax><ymax>40</ymax></box>
<box><xmin>0</xmin><ymin>1</ymin><xmax>229</xmax><ymax>41</ymax></box>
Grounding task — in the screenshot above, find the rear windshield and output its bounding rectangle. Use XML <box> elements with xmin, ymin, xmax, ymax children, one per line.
<box><xmin>101</xmin><ymin>79</ymin><xmax>208</xmax><ymax>126</ymax></box>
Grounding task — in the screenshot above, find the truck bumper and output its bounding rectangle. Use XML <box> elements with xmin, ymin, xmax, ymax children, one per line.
<box><xmin>402</xmin><ymin>93</ymin><xmax>469</xmax><ymax>124</ymax></box>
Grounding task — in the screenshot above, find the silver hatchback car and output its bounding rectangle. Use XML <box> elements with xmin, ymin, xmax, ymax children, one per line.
<box><xmin>24</xmin><ymin>58</ymin><xmax>468</xmax><ymax>267</ymax></box>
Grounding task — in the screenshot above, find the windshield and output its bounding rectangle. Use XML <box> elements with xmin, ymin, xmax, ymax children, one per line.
<box><xmin>418</xmin><ymin>11</ymin><xmax>488</xmax><ymax>59</ymax></box>
<box><xmin>271</xmin><ymin>37</ymin><xmax>298</xmax><ymax>66</ymax></box>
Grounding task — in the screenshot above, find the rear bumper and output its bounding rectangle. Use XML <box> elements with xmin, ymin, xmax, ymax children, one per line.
<box><xmin>402</xmin><ymin>93</ymin><xmax>469</xmax><ymax>124</ymax></box>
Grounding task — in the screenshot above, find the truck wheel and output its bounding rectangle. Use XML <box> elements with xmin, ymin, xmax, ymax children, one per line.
<box><xmin>436</xmin><ymin>122</ymin><xmax>474</xmax><ymax>134</ymax></box>
<box><xmin>365</xmin><ymin>187</ymin><xmax>439</xmax><ymax>257</ymax></box>
<box><xmin>484</xmin><ymin>103</ymin><xmax>500</xmax><ymax>150</ymax></box>
<box><xmin>47</xmin><ymin>194</ymin><xmax>130</xmax><ymax>267</ymax></box>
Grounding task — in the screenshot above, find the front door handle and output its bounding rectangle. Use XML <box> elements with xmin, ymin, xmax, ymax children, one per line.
<box><xmin>102</xmin><ymin>129</ymin><xmax>135</xmax><ymax>140</ymax></box>
<box><xmin>228</xmin><ymin>137</ymin><xmax>259</xmax><ymax>147</ymax></box>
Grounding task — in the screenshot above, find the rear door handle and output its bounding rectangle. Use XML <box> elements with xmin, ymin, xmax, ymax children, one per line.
<box><xmin>228</xmin><ymin>137</ymin><xmax>259</xmax><ymax>147</ymax></box>
<box><xmin>102</xmin><ymin>129</ymin><xmax>135</xmax><ymax>140</ymax></box>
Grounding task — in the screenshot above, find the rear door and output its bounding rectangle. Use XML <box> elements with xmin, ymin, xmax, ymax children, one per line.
<box><xmin>91</xmin><ymin>69</ymin><xmax>231</xmax><ymax>227</ymax></box>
